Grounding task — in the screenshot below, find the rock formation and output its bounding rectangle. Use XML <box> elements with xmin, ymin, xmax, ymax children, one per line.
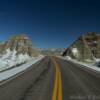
<box><xmin>0</xmin><ymin>34</ymin><xmax>40</xmax><ymax>56</ymax></box>
<box><xmin>62</xmin><ymin>32</ymin><xmax>100</xmax><ymax>62</ymax></box>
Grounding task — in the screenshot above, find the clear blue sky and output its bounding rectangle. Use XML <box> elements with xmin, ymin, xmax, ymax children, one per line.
<box><xmin>0</xmin><ymin>0</ymin><xmax>99</xmax><ymax>48</ymax></box>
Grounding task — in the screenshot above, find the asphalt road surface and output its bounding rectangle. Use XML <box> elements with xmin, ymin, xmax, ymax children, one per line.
<box><xmin>0</xmin><ymin>56</ymin><xmax>100</xmax><ymax>100</ymax></box>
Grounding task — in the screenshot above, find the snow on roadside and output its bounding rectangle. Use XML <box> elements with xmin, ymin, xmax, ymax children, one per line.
<box><xmin>0</xmin><ymin>48</ymin><xmax>32</xmax><ymax>71</ymax></box>
<box><xmin>0</xmin><ymin>56</ymin><xmax>44</xmax><ymax>82</ymax></box>
<box><xmin>58</xmin><ymin>56</ymin><xmax>100</xmax><ymax>72</ymax></box>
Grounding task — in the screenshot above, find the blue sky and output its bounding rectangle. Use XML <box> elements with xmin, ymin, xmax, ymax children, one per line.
<box><xmin>0</xmin><ymin>0</ymin><xmax>100</xmax><ymax>48</ymax></box>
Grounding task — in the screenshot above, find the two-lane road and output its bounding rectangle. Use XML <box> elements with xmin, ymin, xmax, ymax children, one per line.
<box><xmin>0</xmin><ymin>56</ymin><xmax>100</xmax><ymax>100</ymax></box>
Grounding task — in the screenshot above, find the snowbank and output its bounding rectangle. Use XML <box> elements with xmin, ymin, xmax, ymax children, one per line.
<box><xmin>59</xmin><ymin>56</ymin><xmax>100</xmax><ymax>72</ymax></box>
<box><xmin>0</xmin><ymin>48</ymin><xmax>32</xmax><ymax>71</ymax></box>
<box><xmin>0</xmin><ymin>56</ymin><xmax>44</xmax><ymax>82</ymax></box>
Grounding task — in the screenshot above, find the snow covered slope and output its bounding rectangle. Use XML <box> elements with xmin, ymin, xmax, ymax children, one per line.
<box><xmin>0</xmin><ymin>56</ymin><xmax>44</xmax><ymax>82</ymax></box>
<box><xmin>0</xmin><ymin>48</ymin><xmax>32</xmax><ymax>71</ymax></box>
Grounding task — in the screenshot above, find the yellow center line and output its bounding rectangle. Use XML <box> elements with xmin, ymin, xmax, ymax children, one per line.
<box><xmin>52</xmin><ymin>58</ymin><xmax>63</xmax><ymax>100</ymax></box>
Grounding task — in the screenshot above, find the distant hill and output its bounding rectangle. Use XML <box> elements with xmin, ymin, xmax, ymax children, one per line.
<box><xmin>62</xmin><ymin>32</ymin><xmax>100</xmax><ymax>62</ymax></box>
<box><xmin>40</xmin><ymin>48</ymin><xmax>65</xmax><ymax>56</ymax></box>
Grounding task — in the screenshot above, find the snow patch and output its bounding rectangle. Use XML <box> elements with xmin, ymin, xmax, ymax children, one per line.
<box><xmin>71</xmin><ymin>48</ymin><xmax>79</xmax><ymax>58</ymax></box>
<box><xmin>2</xmin><ymin>48</ymin><xmax>12</xmax><ymax>59</ymax></box>
<box><xmin>0</xmin><ymin>56</ymin><xmax>44</xmax><ymax>82</ymax></box>
<box><xmin>94</xmin><ymin>58</ymin><xmax>100</xmax><ymax>62</ymax></box>
<box><xmin>0</xmin><ymin>48</ymin><xmax>32</xmax><ymax>71</ymax></box>
<box><xmin>65</xmin><ymin>56</ymin><xmax>72</xmax><ymax>60</ymax></box>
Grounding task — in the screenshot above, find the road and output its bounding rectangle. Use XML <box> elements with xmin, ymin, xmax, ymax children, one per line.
<box><xmin>0</xmin><ymin>56</ymin><xmax>100</xmax><ymax>100</ymax></box>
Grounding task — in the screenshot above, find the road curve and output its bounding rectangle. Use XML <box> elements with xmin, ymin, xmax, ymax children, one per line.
<box><xmin>0</xmin><ymin>56</ymin><xmax>100</xmax><ymax>100</ymax></box>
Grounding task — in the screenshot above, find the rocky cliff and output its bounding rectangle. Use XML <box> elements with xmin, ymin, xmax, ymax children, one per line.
<box><xmin>0</xmin><ymin>34</ymin><xmax>40</xmax><ymax>56</ymax></box>
<box><xmin>62</xmin><ymin>32</ymin><xmax>100</xmax><ymax>62</ymax></box>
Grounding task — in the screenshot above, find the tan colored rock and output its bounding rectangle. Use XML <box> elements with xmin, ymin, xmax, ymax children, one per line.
<box><xmin>63</xmin><ymin>32</ymin><xmax>100</xmax><ymax>62</ymax></box>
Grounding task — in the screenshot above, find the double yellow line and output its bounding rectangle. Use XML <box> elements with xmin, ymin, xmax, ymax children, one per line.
<box><xmin>52</xmin><ymin>58</ymin><xmax>63</xmax><ymax>100</ymax></box>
